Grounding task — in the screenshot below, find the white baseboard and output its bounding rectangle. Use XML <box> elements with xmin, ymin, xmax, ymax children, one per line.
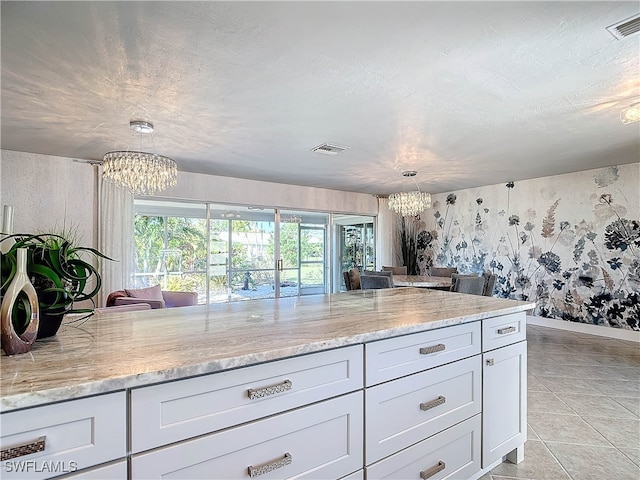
<box><xmin>527</xmin><ymin>315</ymin><xmax>640</xmax><ymax>343</ymax></box>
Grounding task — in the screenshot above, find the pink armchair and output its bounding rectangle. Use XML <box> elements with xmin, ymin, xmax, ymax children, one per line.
<box><xmin>106</xmin><ymin>285</ymin><xmax>198</xmax><ymax>309</ymax></box>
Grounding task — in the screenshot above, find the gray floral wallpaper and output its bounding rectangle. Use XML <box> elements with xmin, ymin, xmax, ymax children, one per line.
<box><xmin>415</xmin><ymin>163</ymin><xmax>640</xmax><ymax>331</ymax></box>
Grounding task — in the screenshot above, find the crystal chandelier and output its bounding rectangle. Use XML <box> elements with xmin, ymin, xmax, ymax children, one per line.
<box><xmin>102</xmin><ymin>121</ymin><xmax>178</xmax><ymax>195</ymax></box>
<box><xmin>388</xmin><ymin>170</ymin><xmax>432</xmax><ymax>217</ymax></box>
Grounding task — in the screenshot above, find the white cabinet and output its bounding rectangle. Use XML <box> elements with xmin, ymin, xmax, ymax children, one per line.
<box><xmin>365</xmin><ymin>415</ymin><xmax>481</xmax><ymax>480</ymax></box>
<box><xmin>482</xmin><ymin>340</ymin><xmax>527</xmax><ymax>467</ymax></box>
<box><xmin>131</xmin><ymin>392</ymin><xmax>363</xmax><ymax>479</ymax></box>
<box><xmin>131</xmin><ymin>345</ymin><xmax>363</xmax><ymax>453</ymax></box>
<box><xmin>0</xmin><ymin>392</ymin><xmax>126</xmax><ymax>480</ymax></box>
<box><xmin>365</xmin><ymin>355</ymin><xmax>481</xmax><ymax>464</ymax></box>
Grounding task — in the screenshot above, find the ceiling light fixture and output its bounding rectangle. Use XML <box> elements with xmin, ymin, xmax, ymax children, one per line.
<box><xmin>388</xmin><ymin>170</ymin><xmax>432</xmax><ymax>217</ymax></box>
<box><xmin>620</xmin><ymin>101</ymin><xmax>640</xmax><ymax>125</ymax></box>
<box><xmin>102</xmin><ymin>120</ymin><xmax>178</xmax><ymax>195</ymax></box>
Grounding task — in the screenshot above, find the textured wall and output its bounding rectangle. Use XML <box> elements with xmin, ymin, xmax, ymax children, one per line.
<box><xmin>0</xmin><ymin>150</ymin><xmax>97</xmax><ymax>247</ymax></box>
<box><xmin>416</xmin><ymin>164</ymin><xmax>639</xmax><ymax>331</ymax></box>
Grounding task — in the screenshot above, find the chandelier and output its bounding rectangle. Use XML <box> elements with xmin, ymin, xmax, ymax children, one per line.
<box><xmin>102</xmin><ymin>121</ymin><xmax>178</xmax><ymax>195</ymax></box>
<box><xmin>388</xmin><ymin>170</ymin><xmax>432</xmax><ymax>217</ymax></box>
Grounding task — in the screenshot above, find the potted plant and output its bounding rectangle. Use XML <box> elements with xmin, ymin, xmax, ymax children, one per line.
<box><xmin>0</xmin><ymin>233</ymin><xmax>112</xmax><ymax>338</ymax></box>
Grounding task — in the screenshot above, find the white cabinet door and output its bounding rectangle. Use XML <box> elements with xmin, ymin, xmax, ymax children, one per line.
<box><xmin>482</xmin><ymin>341</ymin><xmax>527</xmax><ymax>467</ymax></box>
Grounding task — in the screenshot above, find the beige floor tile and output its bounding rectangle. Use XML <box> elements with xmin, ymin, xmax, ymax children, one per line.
<box><xmin>620</xmin><ymin>448</ymin><xmax>640</xmax><ymax>467</ymax></box>
<box><xmin>527</xmin><ymin>412</ymin><xmax>609</xmax><ymax>445</ymax></box>
<box><xmin>563</xmin><ymin>343</ymin><xmax>640</xmax><ymax>356</ymax></box>
<box><xmin>579</xmin><ymin>353</ymin><xmax>639</xmax><ymax>367</ymax></box>
<box><xmin>527</xmin><ymin>374</ymin><xmax>550</xmax><ymax>392</ymax></box>
<box><xmin>555</xmin><ymin>393</ymin><xmax>637</xmax><ymax>419</ymax></box>
<box><xmin>527</xmin><ymin>424</ymin><xmax>540</xmax><ymax>441</ymax></box>
<box><xmin>528</xmin><ymin>363</ymin><xmax>592</xmax><ymax>378</ymax></box>
<box><xmin>582</xmin><ymin>416</ymin><xmax>640</xmax><ymax>449</ymax></box>
<box><xmin>535</xmin><ymin>375</ymin><xmax>598</xmax><ymax>394</ymax></box>
<box><xmin>546</xmin><ymin>442</ymin><xmax>640</xmax><ymax>480</ymax></box>
<box><xmin>527</xmin><ymin>344</ymin><xmax>577</xmax><ymax>355</ymax></box>
<box><xmin>613</xmin><ymin>396</ymin><xmax>640</xmax><ymax>417</ymax></box>
<box><xmin>528</xmin><ymin>352</ymin><xmax>601</xmax><ymax>367</ymax></box>
<box><xmin>528</xmin><ymin>390</ymin><xmax>573</xmax><ymax>415</ymax></box>
<box><xmin>572</xmin><ymin>365</ymin><xmax>640</xmax><ymax>381</ymax></box>
<box><xmin>587</xmin><ymin>378</ymin><xmax>640</xmax><ymax>397</ymax></box>
<box><xmin>489</xmin><ymin>440</ymin><xmax>571</xmax><ymax>480</ymax></box>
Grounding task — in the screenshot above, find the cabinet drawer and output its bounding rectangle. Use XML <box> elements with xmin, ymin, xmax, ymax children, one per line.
<box><xmin>365</xmin><ymin>322</ymin><xmax>480</xmax><ymax>386</ymax></box>
<box><xmin>0</xmin><ymin>392</ymin><xmax>126</xmax><ymax>480</ymax></box>
<box><xmin>131</xmin><ymin>345</ymin><xmax>363</xmax><ymax>453</ymax></box>
<box><xmin>59</xmin><ymin>460</ymin><xmax>127</xmax><ymax>479</ymax></box>
<box><xmin>131</xmin><ymin>391</ymin><xmax>363</xmax><ymax>479</ymax></box>
<box><xmin>365</xmin><ymin>414</ymin><xmax>481</xmax><ymax>480</ymax></box>
<box><xmin>482</xmin><ymin>312</ymin><xmax>526</xmax><ymax>352</ymax></box>
<box><xmin>365</xmin><ymin>355</ymin><xmax>481</xmax><ymax>464</ymax></box>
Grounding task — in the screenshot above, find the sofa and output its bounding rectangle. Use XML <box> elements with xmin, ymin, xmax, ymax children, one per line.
<box><xmin>106</xmin><ymin>284</ymin><xmax>198</xmax><ymax>309</ymax></box>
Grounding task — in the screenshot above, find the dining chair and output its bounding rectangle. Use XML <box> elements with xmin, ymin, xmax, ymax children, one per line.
<box><xmin>363</xmin><ymin>270</ymin><xmax>394</xmax><ymax>287</ymax></box>
<box><xmin>343</xmin><ymin>268</ymin><xmax>361</xmax><ymax>290</ymax></box>
<box><xmin>428</xmin><ymin>267</ymin><xmax>458</xmax><ymax>277</ymax></box>
<box><xmin>382</xmin><ymin>266</ymin><xmax>408</xmax><ymax>275</ymax></box>
<box><xmin>482</xmin><ymin>272</ymin><xmax>497</xmax><ymax>296</ymax></box>
<box><xmin>360</xmin><ymin>274</ymin><xmax>393</xmax><ymax>289</ymax></box>
<box><xmin>450</xmin><ymin>274</ymin><xmax>485</xmax><ymax>295</ymax></box>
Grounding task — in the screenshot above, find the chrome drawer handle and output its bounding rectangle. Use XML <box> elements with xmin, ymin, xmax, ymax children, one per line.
<box><xmin>248</xmin><ymin>452</ymin><xmax>292</xmax><ymax>477</ymax></box>
<box><xmin>497</xmin><ymin>326</ymin><xmax>516</xmax><ymax>335</ymax></box>
<box><xmin>419</xmin><ymin>343</ymin><xmax>445</xmax><ymax>355</ymax></box>
<box><xmin>420</xmin><ymin>396</ymin><xmax>446</xmax><ymax>411</ymax></box>
<box><xmin>420</xmin><ymin>460</ymin><xmax>446</xmax><ymax>479</ymax></box>
<box><xmin>248</xmin><ymin>379</ymin><xmax>292</xmax><ymax>400</ymax></box>
<box><xmin>1</xmin><ymin>436</ymin><xmax>46</xmax><ymax>461</ymax></box>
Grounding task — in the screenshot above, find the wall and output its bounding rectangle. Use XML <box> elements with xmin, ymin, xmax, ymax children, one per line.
<box><xmin>416</xmin><ymin>163</ymin><xmax>639</xmax><ymax>331</ymax></box>
<box><xmin>0</xmin><ymin>149</ymin><xmax>378</xmax><ymax>244</ymax></box>
<box><xmin>0</xmin><ymin>150</ymin><xmax>97</xmax><ymax>246</ymax></box>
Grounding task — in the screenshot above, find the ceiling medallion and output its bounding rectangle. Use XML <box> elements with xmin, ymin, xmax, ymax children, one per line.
<box><xmin>102</xmin><ymin>121</ymin><xmax>178</xmax><ymax>195</ymax></box>
<box><xmin>388</xmin><ymin>170</ymin><xmax>432</xmax><ymax>217</ymax></box>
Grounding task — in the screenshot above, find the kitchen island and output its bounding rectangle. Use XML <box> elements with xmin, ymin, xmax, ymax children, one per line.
<box><xmin>1</xmin><ymin>287</ymin><xmax>534</xmax><ymax>479</ymax></box>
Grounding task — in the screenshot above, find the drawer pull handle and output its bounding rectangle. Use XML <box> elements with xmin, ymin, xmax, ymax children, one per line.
<box><xmin>248</xmin><ymin>379</ymin><xmax>292</xmax><ymax>400</ymax></box>
<box><xmin>248</xmin><ymin>452</ymin><xmax>292</xmax><ymax>477</ymax></box>
<box><xmin>1</xmin><ymin>436</ymin><xmax>46</xmax><ymax>461</ymax></box>
<box><xmin>420</xmin><ymin>460</ymin><xmax>446</xmax><ymax>479</ymax></box>
<box><xmin>419</xmin><ymin>343</ymin><xmax>445</xmax><ymax>355</ymax></box>
<box><xmin>420</xmin><ymin>395</ymin><xmax>446</xmax><ymax>411</ymax></box>
<box><xmin>497</xmin><ymin>326</ymin><xmax>516</xmax><ymax>334</ymax></box>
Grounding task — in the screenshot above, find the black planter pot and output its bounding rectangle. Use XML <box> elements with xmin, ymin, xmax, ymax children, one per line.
<box><xmin>37</xmin><ymin>311</ymin><xmax>65</xmax><ymax>339</ymax></box>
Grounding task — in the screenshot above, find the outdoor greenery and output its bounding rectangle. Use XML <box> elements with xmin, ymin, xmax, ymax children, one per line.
<box><xmin>133</xmin><ymin>215</ymin><xmax>326</xmax><ymax>301</ymax></box>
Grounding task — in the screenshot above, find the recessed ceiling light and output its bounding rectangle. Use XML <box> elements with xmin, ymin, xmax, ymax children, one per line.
<box><xmin>620</xmin><ymin>102</ymin><xmax>640</xmax><ymax>125</ymax></box>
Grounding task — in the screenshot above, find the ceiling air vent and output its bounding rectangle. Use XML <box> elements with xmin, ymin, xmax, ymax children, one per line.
<box><xmin>310</xmin><ymin>143</ymin><xmax>350</xmax><ymax>155</ymax></box>
<box><xmin>606</xmin><ymin>13</ymin><xmax>640</xmax><ymax>40</ymax></box>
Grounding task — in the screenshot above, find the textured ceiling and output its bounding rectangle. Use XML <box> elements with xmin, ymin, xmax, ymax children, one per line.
<box><xmin>1</xmin><ymin>1</ymin><xmax>639</xmax><ymax>195</ymax></box>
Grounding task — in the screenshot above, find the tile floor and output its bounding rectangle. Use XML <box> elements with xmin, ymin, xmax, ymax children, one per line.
<box><xmin>479</xmin><ymin>324</ymin><xmax>640</xmax><ymax>480</ymax></box>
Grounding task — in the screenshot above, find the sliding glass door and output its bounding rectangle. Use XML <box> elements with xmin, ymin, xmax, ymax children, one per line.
<box><xmin>134</xmin><ymin>200</ymin><xmax>371</xmax><ymax>302</ymax></box>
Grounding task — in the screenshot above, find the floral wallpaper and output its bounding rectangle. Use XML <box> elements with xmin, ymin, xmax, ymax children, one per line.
<box><xmin>414</xmin><ymin>163</ymin><xmax>640</xmax><ymax>331</ymax></box>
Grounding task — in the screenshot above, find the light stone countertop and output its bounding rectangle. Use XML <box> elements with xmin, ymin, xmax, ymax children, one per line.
<box><xmin>0</xmin><ymin>288</ymin><xmax>534</xmax><ymax>412</ymax></box>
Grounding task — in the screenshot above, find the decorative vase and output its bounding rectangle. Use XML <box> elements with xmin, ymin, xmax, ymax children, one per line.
<box><xmin>1</xmin><ymin>248</ymin><xmax>39</xmax><ymax>355</ymax></box>
<box><xmin>37</xmin><ymin>311</ymin><xmax>65</xmax><ymax>339</ymax></box>
<box><xmin>0</xmin><ymin>204</ymin><xmax>15</xmax><ymax>254</ymax></box>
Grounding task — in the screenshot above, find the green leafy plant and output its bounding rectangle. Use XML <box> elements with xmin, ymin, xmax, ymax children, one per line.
<box><xmin>1</xmin><ymin>233</ymin><xmax>112</xmax><ymax>331</ymax></box>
